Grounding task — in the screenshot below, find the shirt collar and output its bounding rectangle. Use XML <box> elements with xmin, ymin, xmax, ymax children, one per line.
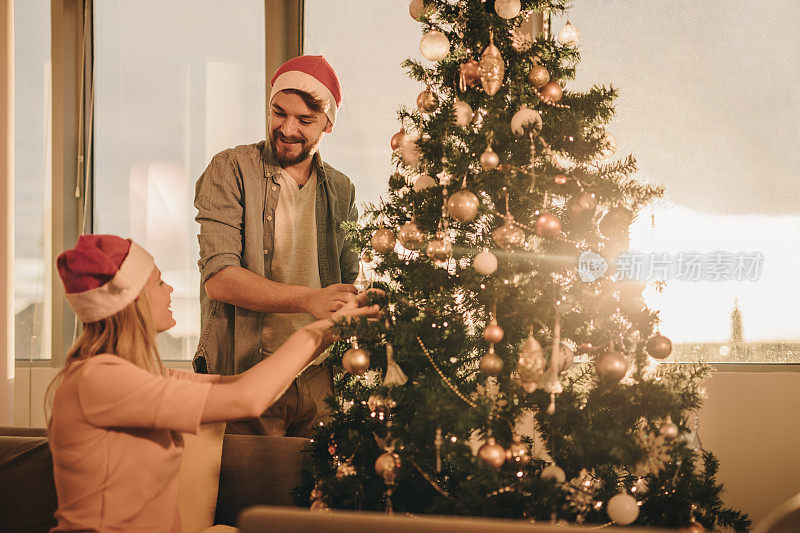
<box><xmin>262</xmin><ymin>140</ymin><xmax>328</xmax><ymax>186</ymax></box>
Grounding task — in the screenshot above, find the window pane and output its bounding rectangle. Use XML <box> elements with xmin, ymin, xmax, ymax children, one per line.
<box><xmin>14</xmin><ymin>0</ymin><xmax>51</xmax><ymax>361</ymax></box>
<box><xmin>94</xmin><ymin>0</ymin><xmax>265</xmax><ymax>360</ymax></box>
<box><xmin>303</xmin><ymin>0</ymin><xmax>420</xmax><ymax>205</ymax></box>
<box><xmin>555</xmin><ymin>3</ymin><xmax>800</xmax><ymax>362</ymax></box>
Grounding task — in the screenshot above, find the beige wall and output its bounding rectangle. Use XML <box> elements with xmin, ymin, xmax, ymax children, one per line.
<box><xmin>700</xmin><ymin>371</ymin><xmax>800</xmax><ymax>525</ymax></box>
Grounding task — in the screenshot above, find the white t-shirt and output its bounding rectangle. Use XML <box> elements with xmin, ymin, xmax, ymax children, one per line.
<box><xmin>261</xmin><ymin>168</ymin><xmax>324</xmax><ymax>363</ymax></box>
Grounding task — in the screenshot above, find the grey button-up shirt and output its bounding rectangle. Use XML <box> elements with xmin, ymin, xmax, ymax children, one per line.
<box><xmin>193</xmin><ymin>140</ymin><xmax>360</xmax><ymax>375</ymax></box>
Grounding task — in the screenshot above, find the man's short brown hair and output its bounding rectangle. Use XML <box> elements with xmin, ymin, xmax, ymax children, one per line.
<box><xmin>279</xmin><ymin>88</ymin><xmax>329</xmax><ymax>115</ymax></box>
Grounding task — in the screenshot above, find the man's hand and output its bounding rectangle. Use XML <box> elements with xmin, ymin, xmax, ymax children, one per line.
<box><xmin>305</xmin><ymin>283</ymin><xmax>358</xmax><ymax>319</ymax></box>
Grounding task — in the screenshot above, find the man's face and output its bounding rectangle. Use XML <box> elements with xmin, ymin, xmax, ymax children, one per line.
<box><xmin>269</xmin><ymin>91</ymin><xmax>332</xmax><ymax>167</ymax></box>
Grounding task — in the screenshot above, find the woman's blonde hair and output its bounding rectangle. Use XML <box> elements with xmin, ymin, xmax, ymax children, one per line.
<box><xmin>45</xmin><ymin>287</ymin><xmax>164</xmax><ymax>420</ymax></box>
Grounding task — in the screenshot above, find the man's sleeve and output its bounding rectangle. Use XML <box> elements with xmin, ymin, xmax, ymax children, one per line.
<box><xmin>194</xmin><ymin>152</ymin><xmax>244</xmax><ymax>286</ymax></box>
<box><xmin>340</xmin><ymin>181</ymin><xmax>360</xmax><ymax>285</ymax></box>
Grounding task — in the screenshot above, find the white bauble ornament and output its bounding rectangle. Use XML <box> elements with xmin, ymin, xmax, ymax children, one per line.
<box><xmin>607</xmin><ymin>493</ymin><xmax>639</xmax><ymax>526</ymax></box>
<box><xmin>420</xmin><ymin>30</ymin><xmax>450</xmax><ymax>61</ymax></box>
<box><xmin>494</xmin><ymin>0</ymin><xmax>521</xmax><ymax>19</ymax></box>
<box><xmin>447</xmin><ymin>189</ymin><xmax>479</xmax><ymax>222</ymax></box>
<box><xmin>541</xmin><ymin>464</ymin><xmax>566</xmax><ymax>483</ymax></box>
<box><xmin>473</xmin><ymin>249</ymin><xmax>498</xmax><ymax>276</ymax></box>
<box><xmin>510</xmin><ymin>106</ymin><xmax>543</xmax><ymax>136</ymax></box>
<box><xmin>557</xmin><ymin>21</ymin><xmax>580</xmax><ymax>46</ymax></box>
<box><xmin>453</xmin><ymin>100</ymin><xmax>474</xmax><ymax>127</ymax></box>
<box><xmin>413</xmin><ymin>174</ymin><xmax>437</xmax><ymax>192</ymax></box>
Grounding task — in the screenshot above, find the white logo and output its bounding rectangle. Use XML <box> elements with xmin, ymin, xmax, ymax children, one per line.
<box><xmin>578</xmin><ymin>251</ymin><xmax>608</xmax><ymax>282</ymax></box>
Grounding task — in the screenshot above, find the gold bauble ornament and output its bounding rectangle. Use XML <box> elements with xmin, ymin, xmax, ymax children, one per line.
<box><xmin>398</xmin><ymin>218</ymin><xmax>426</xmax><ymax>250</ymax></box>
<box><xmin>518</xmin><ymin>333</ymin><xmax>545</xmax><ymax>392</ymax></box>
<box><xmin>680</xmin><ymin>521</ymin><xmax>706</xmax><ymax>533</ymax></box>
<box><xmin>646</xmin><ymin>334</ymin><xmax>673</xmax><ymax>359</ymax></box>
<box><xmin>478</xmin><ymin>438</ymin><xmax>506</xmax><ymax>469</ymax></box>
<box><xmin>459</xmin><ymin>59</ymin><xmax>481</xmax><ymax>91</ymax></box>
<box><xmin>310</xmin><ymin>499</ymin><xmax>329</xmax><ymax>511</ymax></box>
<box><xmin>420</xmin><ymin>30</ymin><xmax>450</xmax><ymax>62</ymax></box>
<box><xmin>479</xmin><ymin>144</ymin><xmax>500</xmax><ymax>170</ymax></box>
<box><xmin>361</xmin><ymin>249</ymin><xmax>374</xmax><ymax>263</ymax></box>
<box><xmin>505</xmin><ymin>440</ymin><xmax>530</xmax><ymax>466</ymax></box>
<box><xmin>447</xmin><ymin>189</ymin><xmax>479</xmax><ymax>222</ymax></box>
<box><xmin>541</xmin><ymin>464</ymin><xmax>566</xmax><ymax>483</ymax></box>
<box><xmin>416</xmin><ymin>89</ymin><xmax>439</xmax><ymax>114</ymax></box>
<box><xmin>540</xmin><ymin>81</ymin><xmax>563</xmax><ymax>103</ymax></box>
<box><xmin>371</xmin><ymin>228</ymin><xmax>396</xmax><ymax>254</ymax></box>
<box><xmin>412</xmin><ymin>173</ymin><xmax>437</xmax><ymax>192</ymax></box>
<box><xmin>479</xmin><ymin>345</ymin><xmax>504</xmax><ymax>376</ymax></box>
<box><xmin>390</xmin><ymin>128</ymin><xmax>406</xmax><ymax>150</ymax></box>
<box><xmin>557</xmin><ymin>21</ymin><xmax>580</xmax><ymax>46</ymax></box>
<box><xmin>534</xmin><ymin>212</ymin><xmax>562</xmax><ymax>239</ymax></box>
<box><xmin>342</xmin><ymin>347</ymin><xmax>371</xmax><ymax>375</ymax></box>
<box><xmin>399</xmin><ymin>132</ymin><xmax>422</xmax><ymax>167</ymax></box>
<box><xmin>479</xmin><ymin>37</ymin><xmax>505</xmax><ymax>96</ymax></box>
<box><xmin>426</xmin><ymin>233</ymin><xmax>452</xmax><ymax>263</ymax></box>
<box><xmin>567</xmin><ymin>192</ymin><xmax>598</xmax><ymax>222</ymax></box>
<box><xmin>453</xmin><ymin>100</ymin><xmax>474</xmax><ymax>127</ymax></box>
<box><xmin>374</xmin><ymin>451</ymin><xmax>402</xmax><ymax>481</ymax></box>
<box><xmin>595</xmin><ymin>350</ymin><xmax>629</xmax><ymax>382</ymax></box>
<box><xmin>527</xmin><ymin>64</ymin><xmax>550</xmax><ymax>88</ymax></box>
<box><xmin>408</xmin><ymin>0</ymin><xmax>429</xmax><ymax>21</ymax></box>
<box><xmin>510</xmin><ymin>105</ymin><xmax>542</xmax><ymax>136</ymax></box>
<box><xmin>484</xmin><ymin>320</ymin><xmax>504</xmax><ymax>344</ymax></box>
<box><xmin>473</xmin><ymin>249</ymin><xmax>498</xmax><ymax>276</ymax></box>
<box><xmin>492</xmin><ymin>216</ymin><xmax>525</xmax><ymax>249</ymax></box>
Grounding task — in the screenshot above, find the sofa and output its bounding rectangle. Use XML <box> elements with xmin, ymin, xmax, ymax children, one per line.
<box><xmin>0</xmin><ymin>426</ymin><xmax>310</xmax><ymax>532</ymax></box>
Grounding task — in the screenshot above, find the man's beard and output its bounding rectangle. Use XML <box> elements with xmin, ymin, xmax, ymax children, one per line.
<box><xmin>270</xmin><ymin>129</ymin><xmax>323</xmax><ymax>167</ymax></box>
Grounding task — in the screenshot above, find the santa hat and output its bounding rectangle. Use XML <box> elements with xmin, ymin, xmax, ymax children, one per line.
<box><xmin>269</xmin><ymin>55</ymin><xmax>342</xmax><ymax>126</ymax></box>
<box><xmin>56</xmin><ymin>235</ymin><xmax>155</xmax><ymax>323</ymax></box>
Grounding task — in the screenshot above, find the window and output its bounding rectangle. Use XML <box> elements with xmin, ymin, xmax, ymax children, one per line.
<box><xmin>14</xmin><ymin>0</ymin><xmax>51</xmax><ymax>361</ymax></box>
<box><xmin>93</xmin><ymin>0</ymin><xmax>266</xmax><ymax>360</ymax></box>
<box><xmin>305</xmin><ymin>2</ymin><xmax>799</xmax><ymax>363</ymax></box>
<box><xmin>303</xmin><ymin>0</ymin><xmax>420</xmax><ymax>205</ymax></box>
<box><xmin>555</xmin><ymin>4</ymin><xmax>800</xmax><ymax>362</ymax></box>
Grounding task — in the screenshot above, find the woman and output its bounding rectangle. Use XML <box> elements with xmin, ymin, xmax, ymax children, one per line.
<box><xmin>46</xmin><ymin>234</ymin><xmax>379</xmax><ymax>532</ymax></box>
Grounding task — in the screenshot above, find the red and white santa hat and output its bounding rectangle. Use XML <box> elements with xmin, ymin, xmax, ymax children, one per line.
<box><xmin>56</xmin><ymin>234</ymin><xmax>154</xmax><ymax>323</ymax></box>
<box><xmin>269</xmin><ymin>55</ymin><xmax>342</xmax><ymax>126</ymax></box>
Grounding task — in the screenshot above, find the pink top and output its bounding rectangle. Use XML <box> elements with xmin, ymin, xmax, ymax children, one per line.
<box><xmin>48</xmin><ymin>354</ymin><xmax>219</xmax><ymax>532</ymax></box>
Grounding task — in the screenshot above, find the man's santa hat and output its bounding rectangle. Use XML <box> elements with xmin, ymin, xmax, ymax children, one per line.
<box><xmin>57</xmin><ymin>235</ymin><xmax>154</xmax><ymax>323</ymax></box>
<box><xmin>269</xmin><ymin>55</ymin><xmax>342</xmax><ymax>126</ymax></box>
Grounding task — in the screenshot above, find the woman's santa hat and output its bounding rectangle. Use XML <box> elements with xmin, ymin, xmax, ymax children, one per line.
<box><xmin>269</xmin><ymin>55</ymin><xmax>342</xmax><ymax>126</ymax></box>
<box><xmin>57</xmin><ymin>235</ymin><xmax>154</xmax><ymax>323</ymax></box>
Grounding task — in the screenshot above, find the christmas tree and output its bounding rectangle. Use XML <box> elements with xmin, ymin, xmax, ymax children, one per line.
<box><xmin>299</xmin><ymin>1</ymin><xmax>750</xmax><ymax>530</ymax></box>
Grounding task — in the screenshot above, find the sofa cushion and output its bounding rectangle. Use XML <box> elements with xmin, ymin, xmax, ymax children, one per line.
<box><xmin>214</xmin><ymin>435</ymin><xmax>309</xmax><ymax>526</ymax></box>
<box><xmin>0</xmin><ymin>435</ymin><xmax>57</xmax><ymax>532</ymax></box>
<box><xmin>179</xmin><ymin>422</ymin><xmax>227</xmax><ymax>533</ymax></box>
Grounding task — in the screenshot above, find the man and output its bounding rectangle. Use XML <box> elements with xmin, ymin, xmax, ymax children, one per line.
<box><xmin>193</xmin><ymin>55</ymin><xmax>360</xmax><ymax>437</ymax></box>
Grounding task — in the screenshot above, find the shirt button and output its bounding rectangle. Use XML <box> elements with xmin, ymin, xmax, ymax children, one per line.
<box><xmin>271</xmin><ymin>186</ymin><xmax>277</xmax><ymax>191</ymax></box>
<box><xmin>263</xmin><ymin>249</ymin><xmax>269</xmax><ymax>255</ymax></box>
<box><xmin>266</xmin><ymin>215</ymin><xmax>272</xmax><ymax>221</ymax></box>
